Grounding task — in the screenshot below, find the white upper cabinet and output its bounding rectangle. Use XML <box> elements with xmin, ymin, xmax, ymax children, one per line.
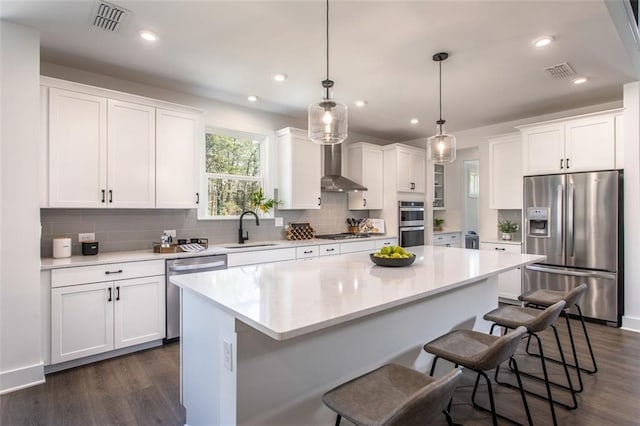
<box><xmin>520</xmin><ymin>110</ymin><xmax>619</xmax><ymax>176</ymax></box>
<box><xmin>489</xmin><ymin>133</ymin><xmax>523</xmax><ymax>209</ymax></box>
<box><xmin>156</xmin><ymin>109</ymin><xmax>200</xmax><ymax>208</ymax></box>
<box><xmin>49</xmin><ymin>88</ymin><xmax>107</xmax><ymax>208</ymax></box>
<box><xmin>347</xmin><ymin>142</ymin><xmax>383</xmax><ymax>210</ymax></box>
<box><xmin>43</xmin><ymin>77</ymin><xmax>202</xmax><ymax>209</ymax></box>
<box><xmin>276</xmin><ymin>127</ymin><xmax>321</xmax><ymax>210</ymax></box>
<box><xmin>107</xmin><ymin>99</ymin><xmax>156</xmax><ymax>208</ymax></box>
<box><xmin>383</xmin><ymin>144</ymin><xmax>426</xmax><ymax>193</ymax></box>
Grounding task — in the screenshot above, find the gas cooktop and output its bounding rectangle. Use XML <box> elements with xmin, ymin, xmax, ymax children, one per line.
<box><xmin>315</xmin><ymin>233</ymin><xmax>371</xmax><ymax>240</ymax></box>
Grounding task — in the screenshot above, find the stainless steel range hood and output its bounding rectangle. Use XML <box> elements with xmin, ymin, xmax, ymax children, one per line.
<box><xmin>321</xmin><ymin>144</ymin><xmax>367</xmax><ymax>192</ymax></box>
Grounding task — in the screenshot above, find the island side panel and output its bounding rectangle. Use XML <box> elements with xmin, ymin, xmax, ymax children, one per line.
<box><xmin>236</xmin><ymin>275</ymin><xmax>498</xmax><ymax>425</ymax></box>
<box><xmin>182</xmin><ymin>289</ymin><xmax>238</xmax><ymax>426</ymax></box>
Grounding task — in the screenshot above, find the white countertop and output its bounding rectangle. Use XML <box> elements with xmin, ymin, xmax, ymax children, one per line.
<box><xmin>40</xmin><ymin>235</ymin><xmax>396</xmax><ymax>270</ymax></box>
<box><xmin>171</xmin><ymin>246</ymin><xmax>545</xmax><ymax>341</ymax></box>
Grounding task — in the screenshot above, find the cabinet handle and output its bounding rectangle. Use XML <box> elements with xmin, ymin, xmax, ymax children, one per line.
<box><xmin>495</xmin><ymin>247</ymin><xmax>506</xmax><ymax>251</ymax></box>
<box><xmin>566</xmin><ymin>158</ymin><xmax>570</xmax><ymax>169</ymax></box>
<box><xmin>115</xmin><ymin>286</ymin><xmax>120</xmax><ymax>301</ymax></box>
<box><xmin>560</xmin><ymin>159</ymin><xmax>564</xmax><ymax>169</ymax></box>
<box><xmin>101</xmin><ymin>189</ymin><xmax>106</xmax><ymax>203</ymax></box>
<box><xmin>410</xmin><ymin>182</ymin><xmax>415</xmax><ymax>190</ymax></box>
<box><xmin>363</xmin><ymin>198</ymin><xmax>367</xmax><ymax>207</ymax></box>
<box><xmin>105</xmin><ymin>269</ymin><xmax>123</xmax><ymax>275</ymax></box>
<box><xmin>195</xmin><ymin>192</ymin><xmax>200</xmax><ymax>204</ymax></box>
<box><xmin>383</xmin><ymin>242</ymin><xmax>391</xmax><ymax>245</ymax></box>
<box><xmin>325</xmin><ymin>248</ymin><xmax>335</xmax><ymax>252</ymax></box>
<box><xmin>107</xmin><ymin>287</ymin><xmax>112</xmax><ymax>302</ymax></box>
<box><xmin>303</xmin><ymin>250</ymin><xmax>313</xmax><ymax>254</ymax></box>
<box><xmin>108</xmin><ymin>190</ymin><xmax>113</xmax><ymax>203</ymax></box>
<box><xmin>318</xmin><ymin>197</ymin><xmax>321</xmax><ymax>206</ymax></box>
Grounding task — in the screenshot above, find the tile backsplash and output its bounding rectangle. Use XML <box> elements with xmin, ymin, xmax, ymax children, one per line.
<box><xmin>40</xmin><ymin>192</ymin><xmax>369</xmax><ymax>257</ymax></box>
<box><xmin>496</xmin><ymin>209</ymin><xmax>523</xmax><ymax>241</ymax></box>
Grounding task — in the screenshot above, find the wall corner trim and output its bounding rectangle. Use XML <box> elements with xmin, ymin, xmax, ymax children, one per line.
<box><xmin>621</xmin><ymin>315</ymin><xmax>640</xmax><ymax>334</ymax></box>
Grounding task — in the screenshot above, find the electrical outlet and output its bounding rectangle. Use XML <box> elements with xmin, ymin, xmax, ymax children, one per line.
<box><xmin>223</xmin><ymin>340</ymin><xmax>233</xmax><ymax>371</ymax></box>
<box><xmin>274</xmin><ymin>217</ymin><xmax>284</xmax><ymax>227</ymax></box>
<box><xmin>163</xmin><ymin>229</ymin><xmax>177</xmax><ymax>239</ymax></box>
<box><xmin>78</xmin><ymin>233</ymin><xmax>95</xmax><ymax>242</ymax></box>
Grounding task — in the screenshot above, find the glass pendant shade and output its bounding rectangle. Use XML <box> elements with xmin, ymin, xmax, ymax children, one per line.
<box><xmin>308</xmin><ymin>99</ymin><xmax>348</xmax><ymax>145</ymax></box>
<box><xmin>427</xmin><ymin>122</ymin><xmax>456</xmax><ymax>164</ymax></box>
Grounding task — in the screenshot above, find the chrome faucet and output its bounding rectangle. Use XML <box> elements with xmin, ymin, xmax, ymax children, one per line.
<box><xmin>238</xmin><ymin>210</ymin><xmax>260</xmax><ymax>244</ymax></box>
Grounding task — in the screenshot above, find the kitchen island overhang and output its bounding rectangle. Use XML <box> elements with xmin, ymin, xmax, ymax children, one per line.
<box><xmin>172</xmin><ymin>246</ymin><xmax>545</xmax><ymax>425</ymax></box>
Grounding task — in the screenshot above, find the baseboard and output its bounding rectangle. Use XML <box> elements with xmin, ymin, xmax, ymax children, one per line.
<box><xmin>621</xmin><ymin>315</ymin><xmax>640</xmax><ymax>333</ymax></box>
<box><xmin>0</xmin><ymin>362</ymin><xmax>45</xmax><ymax>395</ymax></box>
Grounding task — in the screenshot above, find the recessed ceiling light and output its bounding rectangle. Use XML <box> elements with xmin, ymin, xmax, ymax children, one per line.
<box><xmin>354</xmin><ymin>100</ymin><xmax>368</xmax><ymax>107</ymax></box>
<box><xmin>573</xmin><ymin>77</ymin><xmax>588</xmax><ymax>85</ymax></box>
<box><xmin>273</xmin><ymin>73</ymin><xmax>288</xmax><ymax>82</ymax></box>
<box><xmin>410</xmin><ymin>118</ymin><xmax>419</xmax><ymax>125</ymax></box>
<box><xmin>533</xmin><ymin>36</ymin><xmax>554</xmax><ymax>48</ymax></box>
<box><xmin>139</xmin><ymin>30</ymin><xmax>158</xmax><ymax>42</ymax></box>
<box><xmin>247</xmin><ymin>95</ymin><xmax>258</xmax><ymax>102</ymax></box>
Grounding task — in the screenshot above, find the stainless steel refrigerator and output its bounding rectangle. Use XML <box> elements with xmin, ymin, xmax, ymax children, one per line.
<box><xmin>523</xmin><ymin>170</ymin><xmax>623</xmax><ymax>326</ymax></box>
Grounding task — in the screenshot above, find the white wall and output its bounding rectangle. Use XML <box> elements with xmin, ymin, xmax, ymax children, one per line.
<box><xmin>0</xmin><ymin>21</ymin><xmax>44</xmax><ymax>393</ymax></box>
<box><xmin>623</xmin><ymin>82</ymin><xmax>640</xmax><ymax>331</ymax></box>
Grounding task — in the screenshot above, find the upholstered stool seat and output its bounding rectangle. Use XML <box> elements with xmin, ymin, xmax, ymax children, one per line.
<box><xmin>424</xmin><ymin>326</ymin><xmax>531</xmax><ymax>426</ymax></box>
<box><xmin>322</xmin><ymin>364</ymin><xmax>462</xmax><ymax>426</ymax></box>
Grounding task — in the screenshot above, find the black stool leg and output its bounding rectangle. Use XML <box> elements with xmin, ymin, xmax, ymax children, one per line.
<box><xmin>577</xmin><ymin>304</ymin><xmax>598</xmax><ymax>373</ymax></box>
<box><xmin>511</xmin><ymin>357</ymin><xmax>533</xmax><ymax>426</ymax></box>
<box><xmin>562</xmin><ymin>310</ymin><xmax>584</xmax><ymax>392</ymax></box>
<box><xmin>334</xmin><ymin>414</ymin><xmax>341</xmax><ymax>426</ymax></box>
<box><xmin>534</xmin><ymin>333</ymin><xmax>558</xmax><ymax>426</ymax></box>
<box><xmin>430</xmin><ymin>356</ymin><xmax>440</xmax><ymax>376</ymax></box>
<box><xmin>471</xmin><ymin>371</ymin><xmax>498</xmax><ymax>426</ymax></box>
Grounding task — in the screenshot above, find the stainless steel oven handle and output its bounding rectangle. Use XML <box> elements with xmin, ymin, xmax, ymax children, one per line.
<box><xmin>168</xmin><ymin>261</ymin><xmax>226</xmax><ymax>272</ymax></box>
<box><xmin>525</xmin><ymin>265</ymin><xmax>615</xmax><ymax>280</ymax></box>
<box><xmin>399</xmin><ymin>226</ymin><xmax>425</xmax><ymax>231</ymax></box>
<box><xmin>399</xmin><ymin>207</ymin><xmax>425</xmax><ymax>212</ymax></box>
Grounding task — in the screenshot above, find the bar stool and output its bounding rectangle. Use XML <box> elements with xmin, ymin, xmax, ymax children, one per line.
<box><xmin>519</xmin><ymin>283</ymin><xmax>597</xmax><ymax>392</ymax></box>
<box><xmin>423</xmin><ymin>326</ymin><xmax>531</xmax><ymax>426</ymax></box>
<box><xmin>483</xmin><ymin>300</ymin><xmax>571</xmax><ymax>426</ymax></box>
<box><xmin>322</xmin><ymin>364</ymin><xmax>462</xmax><ymax>426</ymax></box>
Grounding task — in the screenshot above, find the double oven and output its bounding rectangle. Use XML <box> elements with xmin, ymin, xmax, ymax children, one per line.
<box><xmin>398</xmin><ymin>201</ymin><xmax>425</xmax><ymax>247</ymax></box>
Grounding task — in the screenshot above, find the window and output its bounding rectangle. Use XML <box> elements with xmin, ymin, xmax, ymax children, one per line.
<box><xmin>203</xmin><ymin>129</ymin><xmax>267</xmax><ymax>217</ymax></box>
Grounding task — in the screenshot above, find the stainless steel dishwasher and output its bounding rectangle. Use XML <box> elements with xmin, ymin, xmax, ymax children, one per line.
<box><xmin>165</xmin><ymin>254</ymin><xmax>227</xmax><ymax>341</ymax></box>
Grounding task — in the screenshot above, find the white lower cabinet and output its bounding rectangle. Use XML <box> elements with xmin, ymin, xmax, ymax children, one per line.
<box><xmin>480</xmin><ymin>242</ymin><xmax>522</xmax><ymax>302</ymax></box>
<box><xmin>296</xmin><ymin>246</ymin><xmax>319</xmax><ymax>260</ymax></box>
<box><xmin>51</xmin><ymin>270</ymin><xmax>165</xmax><ymax>364</ymax></box>
<box><xmin>374</xmin><ymin>238</ymin><xmax>398</xmax><ymax>249</ymax></box>
<box><xmin>433</xmin><ymin>232</ymin><xmax>461</xmax><ymax>248</ymax></box>
<box><xmin>319</xmin><ymin>244</ymin><xmax>340</xmax><ymax>256</ymax></box>
<box><xmin>340</xmin><ymin>240</ymin><xmax>376</xmax><ymax>254</ymax></box>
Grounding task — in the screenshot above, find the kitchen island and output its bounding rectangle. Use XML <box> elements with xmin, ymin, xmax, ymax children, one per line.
<box><xmin>171</xmin><ymin>245</ymin><xmax>544</xmax><ymax>425</ymax></box>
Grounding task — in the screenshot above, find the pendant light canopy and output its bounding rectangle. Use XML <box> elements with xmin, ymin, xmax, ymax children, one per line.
<box><xmin>308</xmin><ymin>0</ymin><xmax>347</xmax><ymax>145</ymax></box>
<box><xmin>427</xmin><ymin>52</ymin><xmax>456</xmax><ymax>164</ymax></box>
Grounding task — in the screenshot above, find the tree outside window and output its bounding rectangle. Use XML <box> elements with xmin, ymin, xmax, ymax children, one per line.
<box><xmin>204</xmin><ymin>130</ymin><xmax>265</xmax><ymax>217</ymax></box>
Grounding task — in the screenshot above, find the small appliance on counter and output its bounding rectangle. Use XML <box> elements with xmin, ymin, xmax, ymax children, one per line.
<box><xmin>53</xmin><ymin>237</ymin><xmax>71</xmax><ymax>258</ymax></box>
<box><xmin>81</xmin><ymin>241</ymin><xmax>99</xmax><ymax>255</ymax></box>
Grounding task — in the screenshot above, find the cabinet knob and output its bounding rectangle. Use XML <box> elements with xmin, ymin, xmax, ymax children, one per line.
<box><xmin>105</xmin><ymin>269</ymin><xmax>123</xmax><ymax>275</ymax></box>
<box><xmin>101</xmin><ymin>189</ymin><xmax>106</xmax><ymax>203</ymax></box>
<box><xmin>560</xmin><ymin>159</ymin><xmax>564</xmax><ymax>169</ymax></box>
<box><xmin>108</xmin><ymin>190</ymin><xmax>113</xmax><ymax>203</ymax></box>
<box><xmin>495</xmin><ymin>247</ymin><xmax>506</xmax><ymax>251</ymax></box>
<box><xmin>107</xmin><ymin>287</ymin><xmax>112</xmax><ymax>302</ymax></box>
<box><xmin>363</xmin><ymin>198</ymin><xmax>367</xmax><ymax>207</ymax></box>
<box><xmin>325</xmin><ymin>248</ymin><xmax>335</xmax><ymax>252</ymax></box>
<box><xmin>318</xmin><ymin>197</ymin><xmax>321</xmax><ymax>206</ymax></box>
<box><xmin>196</xmin><ymin>192</ymin><xmax>200</xmax><ymax>204</ymax></box>
<box><xmin>410</xmin><ymin>182</ymin><xmax>415</xmax><ymax>190</ymax></box>
<box><xmin>303</xmin><ymin>250</ymin><xmax>313</xmax><ymax>254</ymax></box>
<box><xmin>566</xmin><ymin>158</ymin><xmax>570</xmax><ymax>169</ymax></box>
<box><xmin>115</xmin><ymin>286</ymin><xmax>120</xmax><ymax>301</ymax></box>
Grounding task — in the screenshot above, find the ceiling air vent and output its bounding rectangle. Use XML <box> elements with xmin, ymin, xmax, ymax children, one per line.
<box><xmin>543</xmin><ymin>62</ymin><xmax>576</xmax><ymax>80</ymax></box>
<box><xmin>91</xmin><ymin>1</ymin><xmax>130</xmax><ymax>32</ymax></box>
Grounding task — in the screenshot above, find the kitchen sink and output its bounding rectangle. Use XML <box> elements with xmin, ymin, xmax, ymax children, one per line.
<box><xmin>222</xmin><ymin>243</ymin><xmax>280</xmax><ymax>249</ymax></box>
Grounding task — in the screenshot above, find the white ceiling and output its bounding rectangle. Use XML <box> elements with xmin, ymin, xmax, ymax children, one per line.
<box><xmin>1</xmin><ymin>0</ymin><xmax>637</xmax><ymax>141</ymax></box>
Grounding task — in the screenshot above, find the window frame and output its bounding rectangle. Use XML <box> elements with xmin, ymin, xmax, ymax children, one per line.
<box><xmin>198</xmin><ymin>127</ymin><xmax>270</xmax><ymax>220</ymax></box>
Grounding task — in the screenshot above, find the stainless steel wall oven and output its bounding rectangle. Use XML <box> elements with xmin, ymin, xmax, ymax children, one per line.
<box><xmin>398</xmin><ymin>201</ymin><xmax>425</xmax><ymax>247</ymax></box>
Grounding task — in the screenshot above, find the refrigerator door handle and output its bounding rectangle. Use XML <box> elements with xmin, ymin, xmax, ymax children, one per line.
<box><xmin>526</xmin><ymin>265</ymin><xmax>615</xmax><ymax>280</ymax></box>
<box><xmin>557</xmin><ymin>184</ymin><xmax>564</xmax><ymax>260</ymax></box>
<box><xmin>567</xmin><ymin>182</ymin><xmax>575</xmax><ymax>258</ymax></box>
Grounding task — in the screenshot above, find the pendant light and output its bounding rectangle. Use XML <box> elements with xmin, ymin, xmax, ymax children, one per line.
<box><xmin>308</xmin><ymin>0</ymin><xmax>347</xmax><ymax>145</ymax></box>
<box><xmin>427</xmin><ymin>52</ymin><xmax>456</xmax><ymax>164</ymax></box>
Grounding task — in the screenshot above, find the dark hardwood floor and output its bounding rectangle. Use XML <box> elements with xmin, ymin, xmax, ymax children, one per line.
<box><xmin>2</xmin><ymin>320</ymin><xmax>640</xmax><ymax>425</ymax></box>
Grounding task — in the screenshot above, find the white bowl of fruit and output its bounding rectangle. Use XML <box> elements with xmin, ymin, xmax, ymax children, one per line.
<box><xmin>370</xmin><ymin>245</ymin><xmax>416</xmax><ymax>267</ymax></box>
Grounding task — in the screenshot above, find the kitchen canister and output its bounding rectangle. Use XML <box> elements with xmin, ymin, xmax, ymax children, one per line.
<box><xmin>53</xmin><ymin>237</ymin><xmax>72</xmax><ymax>258</ymax></box>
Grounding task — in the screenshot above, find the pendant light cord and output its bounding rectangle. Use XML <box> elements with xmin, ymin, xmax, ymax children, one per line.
<box><xmin>325</xmin><ymin>0</ymin><xmax>330</xmax><ymax>99</ymax></box>
<box><xmin>438</xmin><ymin>59</ymin><xmax>442</xmax><ymax>122</ymax></box>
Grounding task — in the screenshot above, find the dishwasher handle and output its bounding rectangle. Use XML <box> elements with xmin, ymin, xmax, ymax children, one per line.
<box><xmin>168</xmin><ymin>260</ymin><xmax>226</xmax><ymax>273</ymax></box>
